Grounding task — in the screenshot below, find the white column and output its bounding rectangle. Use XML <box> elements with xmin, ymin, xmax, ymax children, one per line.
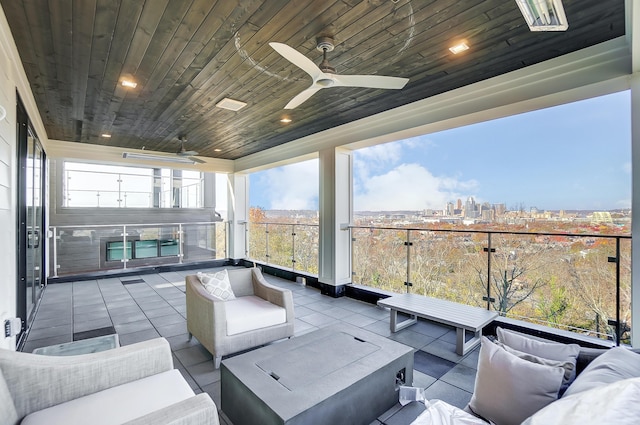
<box><xmin>318</xmin><ymin>148</ymin><xmax>352</xmax><ymax>295</ymax></box>
<box><xmin>228</xmin><ymin>173</ymin><xmax>248</xmax><ymax>262</ymax></box>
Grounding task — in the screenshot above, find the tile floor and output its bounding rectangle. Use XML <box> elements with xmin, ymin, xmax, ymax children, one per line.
<box><xmin>23</xmin><ymin>267</ymin><xmax>480</xmax><ymax>425</ymax></box>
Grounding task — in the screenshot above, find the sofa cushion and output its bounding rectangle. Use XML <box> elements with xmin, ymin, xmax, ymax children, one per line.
<box><xmin>21</xmin><ymin>369</ymin><xmax>194</xmax><ymax>425</ymax></box>
<box><xmin>225</xmin><ymin>295</ymin><xmax>287</xmax><ymax>336</ymax></box>
<box><xmin>468</xmin><ymin>337</ymin><xmax>564</xmax><ymax>425</ymax></box>
<box><xmin>227</xmin><ymin>268</ymin><xmax>256</xmax><ymax>297</ymax></box>
<box><xmin>522</xmin><ymin>376</ymin><xmax>640</xmax><ymax>425</ymax></box>
<box><xmin>197</xmin><ymin>269</ymin><xmax>236</xmax><ymax>301</ymax></box>
<box><xmin>0</xmin><ymin>369</ymin><xmax>18</xmax><ymax>425</ymax></box>
<box><xmin>563</xmin><ymin>347</ymin><xmax>640</xmax><ymax>398</ymax></box>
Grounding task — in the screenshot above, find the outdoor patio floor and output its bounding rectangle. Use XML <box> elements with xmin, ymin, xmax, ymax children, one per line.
<box><xmin>23</xmin><ymin>266</ymin><xmax>480</xmax><ymax>425</ymax></box>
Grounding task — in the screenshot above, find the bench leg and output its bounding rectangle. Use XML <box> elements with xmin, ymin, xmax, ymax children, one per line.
<box><xmin>389</xmin><ymin>309</ymin><xmax>418</xmax><ymax>333</ymax></box>
<box><xmin>456</xmin><ymin>328</ymin><xmax>482</xmax><ymax>356</ymax></box>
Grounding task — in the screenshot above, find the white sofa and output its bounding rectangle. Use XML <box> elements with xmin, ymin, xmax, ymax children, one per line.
<box><xmin>0</xmin><ymin>338</ymin><xmax>219</xmax><ymax>425</ymax></box>
<box><xmin>186</xmin><ymin>267</ymin><xmax>295</xmax><ymax>368</ymax></box>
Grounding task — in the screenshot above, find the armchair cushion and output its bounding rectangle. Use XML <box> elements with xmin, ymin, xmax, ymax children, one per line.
<box><xmin>21</xmin><ymin>369</ymin><xmax>194</xmax><ymax>425</ymax></box>
<box><xmin>225</xmin><ymin>295</ymin><xmax>287</xmax><ymax>336</ymax></box>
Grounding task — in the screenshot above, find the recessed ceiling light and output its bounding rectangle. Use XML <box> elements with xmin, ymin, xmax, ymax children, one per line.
<box><xmin>214</xmin><ymin>148</ymin><xmax>222</xmax><ymax>152</ymax></box>
<box><xmin>216</xmin><ymin>98</ymin><xmax>247</xmax><ymax>111</ymax></box>
<box><xmin>280</xmin><ymin>117</ymin><xmax>292</xmax><ymax>123</ymax></box>
<box><xmin>449</xmin><ymin>42</ymin><xmax>469</xmax><ymax>54</ymax></box>
<box><xmin>101</xmin><ymin>133</ymin><xmax>111</xmax><ymax>138</ymax></box>
<box><xmin>121</xmin><ymin>79</ymin><xmax>137</xmax><ymax>88</ymax></box>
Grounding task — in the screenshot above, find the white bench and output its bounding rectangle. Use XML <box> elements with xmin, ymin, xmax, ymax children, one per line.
<box><xmin>377</xmin><ymin>293</ymin><xmax>498</xmax><ymax>356</ymax></box>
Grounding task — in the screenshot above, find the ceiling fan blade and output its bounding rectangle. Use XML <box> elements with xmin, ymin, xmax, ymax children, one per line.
<box><xmin>333</xmin><ymin>74</ymin><xmax>409</xmax><ymax>90</ymax></box>
<box><xmin>285</xmin><ymin>86</ymin><xmax>323</xmax><ymax>109</ymax></box>
<box><xmin>190</xmin><ymin>157</ymin><xmax>206</xmax><ymax>164</ymax></box>
<box><xmin>178</xmin><ymin>150</ymin><xmax>199</xmax><ymax>156</ymax></box>
<box><xmin>269</xmin><ymin>42</ymin><xmax>323</xmax><ymax>80</ymax></box>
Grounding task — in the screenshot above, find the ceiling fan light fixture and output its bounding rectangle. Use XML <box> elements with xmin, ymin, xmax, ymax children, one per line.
<box><xmin>216</xmin><ymin>98</ymin><xmax>247</xmax><ymax>111</ymax></box>
<box><xmin>449</xmin><ymin>42</ymin><xmax>469</xmax><ymax>54</ymax></box>
<box><xmin>515</xmin><ymin>0</ymin><xmax>568</xmax><ymax>31</ymax></box>
<box><xmin>122</xmin><ymin>152</ymin><xmax>196</xmax><ymax>164</ymax></box>
<box><xmin>101</xmin><ymin>133</ymin><xmax>111</xmax><ymax>138</ymax></box>
<box><xmin>280</xmin><ymin>117</ymin><xmax>292</xmax><ymax>123</ymax></box>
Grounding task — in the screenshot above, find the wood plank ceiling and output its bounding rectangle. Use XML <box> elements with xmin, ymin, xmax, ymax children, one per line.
<box><xmin>0</xmin><ymin>0</ymin><xmax>625</xmax><ymax>160</ymax></box>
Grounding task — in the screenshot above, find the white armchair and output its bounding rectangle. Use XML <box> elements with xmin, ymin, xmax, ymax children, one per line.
<box><xmin>0</xmin><ymin>338</ymin><xmax>219</xmax><ymax>425</ymax></box>
<box><xmin>186</xmin><ymin>267</ymin><xmax>295</xmax><ymax>368</ymax></box>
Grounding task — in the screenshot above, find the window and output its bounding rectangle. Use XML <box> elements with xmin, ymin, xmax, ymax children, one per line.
<box><xmin>63</xmin><ymin>162</ymin><xmax>203</xmax><ymax>208</ymax></box>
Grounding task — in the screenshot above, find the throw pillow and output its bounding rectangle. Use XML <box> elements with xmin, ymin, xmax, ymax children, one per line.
<box><xmin>496</xmin><ymin>327</ymin><xmax>580</xmax><ymax>384</ymax></box>
<box><xmin>496</xmin><ymin>341</ymin><xmax>575</xmax><ymax>392</ymax></box>
<box><xmin>196</xmin><ymin>269</ymin><xmax>236</xmax><ymax>301</ymax></box>
<box><xmin>562</xmin><ymin>347</ymin><xmax>640</xmax><ymax>398</ymax></box>
<box><xmin>522</xmin><ymin>376</ymin><xmax>640</xmax><ymax>425</ymax></box>
<box><xmin>468</xmin><ymin>337</ymin><xmax>565</xmax><ymax>425</ymax></box>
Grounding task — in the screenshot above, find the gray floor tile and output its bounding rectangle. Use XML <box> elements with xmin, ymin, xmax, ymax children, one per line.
<box><xmin>73</xmin><ymin>304</ymin><xmax>107</xmax><ymax>315</ymax></box>
<box><xmin>201</xmin><ymin>381</ymin><xmax>222</xmax><ymax>408</ymax></box>
<box><xmin>439</xmin><ymin>364</ymin><xmax>477</xmax><ymax>393</ymax></box>
<box><xmin>174</xmin><ymin>345</ymin><xmax>213</xmax><ymax>367</ymax></box>
<box><xmin>460</xmin><ymin>347</ymin><xmax>480</xmax><ymax>370</ymax></box>
<box><xmin>110</xmin><ymin>311</ymin><xmax>148</xmax><ymax>325</ymax></box>
<box><xmin>118</xmin><ymin>328</ymin><xmax>161</xmax><ymax>345</ymax></box>
<box><xmin>149</xmin><ymin>313</ymin><xmax>185</xmax><ymax>327</ymax></box>
<box><xmin>292</xmin><ymin>305</ymin><xmax>315</xmax><ymax>318</ymax></box>
<box><xmin>299</xmin><ymin>312</ymin><xmax>339</xmax><ymax>328</ymax></box>
<box><xmin>411</xmin><ymin>320</ymin><xmax>453</xmax><ymax>338</ymax></box>
<box><xmin>165</xmin><ymin>333</ymin><xmax>201</xmax><ymax>351</ymax></box>
<box><xmin>185</xmin><ymin>361</ymin><xmax>221</xmax><ymax>387</ymax></box>
<box><xmin>364</xmin><ymin>320</ymin><xmax>393</xmax><ymax>337</ymax></box>
<box><xmin>389</xmin><ymin>329</ymin><xmax>435</xmax><ymax>350</ymax></box>
<box><xmin>144</xmin><ymin>306</ymin><xmax>179</xmax><ymax>318</ymax></box>
<box><xmin>74</xmin><ymin>311</ymin><xmax>111</xmax><ymax>323</ymax></box>
<box><xmin>412</xmin><ymin>370</ymin><xmax>438</xmax><ymax>389</ymax></box>
<box><xmin>114</xmin><ymin>319</ymin><xmax>154</xmax><ymax>335</ymax></box>
<box><xmin>108</xmin><ymin>304</ymin><xmax>143</xmax><ymax>316</ymax></box>
<box><xmin>340</xmin><ymin>313</ymin><xmax>378</xmax><ymax>328</ymax></box>
<box><xmin>155</xmin><ymin>322</ymin><xmax>188</xmax><ymax>338</ymax></box>
<box><xmin>27</xmin><ymin>324</ymin><xmax>72</xmax><ymax>341</ymax></box>
<box><xmin>421</xmin><ymin>381</ymin><xmax>472</xmax><ymax>410</ymax></box>
<box><xmin>73</xmin><ymin>317</ymin><xmax>114</xmax><ymax>333</ymax></box>
<box><xmin>31</xmin><ymin>315</ymin><xmax>72</xmax><ymax>329</ymax></box>
<box><xmin>421</xmin><ymin>338</ymin><xmax>464</xmax><ymax>363</ymax></box>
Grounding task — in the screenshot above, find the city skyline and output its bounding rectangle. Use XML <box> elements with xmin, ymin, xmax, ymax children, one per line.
<box><xmin>250</xmin><ymin>91</ymin><xmax>631</xmax><ymax>212</ymax></box>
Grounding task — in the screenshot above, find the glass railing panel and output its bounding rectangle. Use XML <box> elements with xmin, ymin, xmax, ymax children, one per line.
<box><xmin>352</xmin><ymin>227</ymin><xmax>408</xmax><ymax>293</ymax></box>
<box><xmin>489</xmin><ymin>233</ymin><xmax>619</xmax><ymax>342</ymax></box>
<box><xmin>124</xmin><ymin>225</ymin><xmax>181</xmax><ymax>267</ymax></box>
<box><xmin>182</xmin><ymin>223</ymin><xmax>219</xmax><ymax>263</ymax></box>
<box><xmin>248</xmin><ymin>222</ymin><xmax>268</xmax><ymax>263</ymax></box>
<box><xmin>52</xmin><ymin>225</ymin><xmax>125</xmax><ymax>276</ymax></box>
<box><xmin>266</xmin><ymin>224</ymin><xmax>294</xmax><ymax>269</ymax></box>
<box><xmin>409</xmin><ymin>230</ymin><xmax>487</xmax><ymax>308</ymax></box>
<box><xmin>619</xmin><ymin>238</ymin><xmax>632</xmax><ymax>344</ymax></box>
<box><xmin>293</xmin><ymin>224</ymin><xmax>319</xmax><ymax>274</ymax></box>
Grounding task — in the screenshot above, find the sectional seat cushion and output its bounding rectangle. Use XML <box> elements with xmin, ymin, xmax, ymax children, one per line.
<box><xmin>225</xmin><ymin>295</ymin><xmax>287</xmax><ymax>336</ymax></box>
<box><xmin>562</xmin><ymin>346</ymin><xmax>640</xmax><ymax>398</ymax></box>
<box><xmin>468</xmin><ymin>337</ymin><xmax>565</xmax><ymax>425</ymax></box>
<box><xmin>21</xmin><ymin>369</ymin><xmax>194</xmax><ymax>425</ymax></box>
<box><xmin>522</xmin><ymin>376</ymin><xmax>640</xmax><ymax>425</ymax></box>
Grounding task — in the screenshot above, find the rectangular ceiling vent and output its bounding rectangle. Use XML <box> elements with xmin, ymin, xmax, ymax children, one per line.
<box><xmin>216</xmin><ymin>97</ymin><xmax>247</xmax><ymax>111</ymax></box>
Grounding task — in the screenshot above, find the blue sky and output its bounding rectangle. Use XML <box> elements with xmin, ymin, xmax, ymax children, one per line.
<box><xmin>250</xmin><ymin>91</ymin><xmax>631</xmax><ymax>211</ymax></box>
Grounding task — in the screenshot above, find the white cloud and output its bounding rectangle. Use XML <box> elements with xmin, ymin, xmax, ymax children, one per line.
<box><xmin>260</xmin><ymin>160</ymin><xmax>319</xmax><ymax>210</ymax></box>
<box><xmin>354</xmin><ymin>163</ymin><xmax>478</xmax><ymax>211</ymax></box>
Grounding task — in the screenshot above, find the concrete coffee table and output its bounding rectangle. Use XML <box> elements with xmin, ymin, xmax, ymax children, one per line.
<box><xmin>221</xmin><ymin>324</ymin><xmax>414</xmax><ymax>425</ymax></box>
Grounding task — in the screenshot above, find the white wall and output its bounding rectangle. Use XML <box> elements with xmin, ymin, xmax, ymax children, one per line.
<box><xmin>0</xmin><ymin>5</ymin><xmax>49</xmax><ymax>350</ymax></box>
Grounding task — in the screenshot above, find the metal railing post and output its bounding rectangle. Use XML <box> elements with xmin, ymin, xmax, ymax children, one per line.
<box><xmin>291</xmin><ymin>224</ymin><xmax>296</xmax><ymax>271</ymax></box>
<box><xmin>265</xmin><ymin>223</ymin><xmax>270</xmax><ymax>264</ymax></box>
<box><xmin>178</xmin><ymin>223</ymin><xmax>184</xmax><ymax>264</ymax></box>
<box><xmin>615</xmin><ymin>237</ymin><xmax>621</xmax><ymax>345</ymax></box>
<box><xmin>52</xmin><ymin>226</ymin><xmax>58</xmax><ymax>278</ymax></box>
<box><xmin>122</xmin><ymin>225</ymin><xmax>128</xmax><ymax>270</ymax></box>
<box><xmin>404</xmin><ymin>229</ymin><xmax>412</xmax><ymax>293</ymax></box>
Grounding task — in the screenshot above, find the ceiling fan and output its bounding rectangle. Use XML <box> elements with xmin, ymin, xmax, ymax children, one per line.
<box><xmin>269</xmin><ymin>37</ymin><xmax>409</xmax><ymax>109</ymax></box>
<box><xmin>176</xmin><ymin>136</ymin><xmax>206</xmax><ymax>163</ymax></box>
